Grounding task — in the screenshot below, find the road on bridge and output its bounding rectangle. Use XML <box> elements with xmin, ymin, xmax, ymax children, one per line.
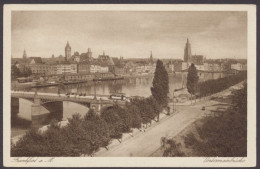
<box><xmin>94</xmin><ymin>100</ymin><xmax>215</xmax><ymax>157</ymax></box>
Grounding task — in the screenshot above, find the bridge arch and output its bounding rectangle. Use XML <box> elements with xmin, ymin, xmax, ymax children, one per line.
<box><xmin>62</xmin><ymin>101</ymin><xmax>90</xmax><ymax>120</ymax></box>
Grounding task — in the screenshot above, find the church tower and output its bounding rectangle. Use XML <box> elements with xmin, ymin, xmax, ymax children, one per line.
<box><xmin>184</xmin><ymin>38</ymin><xmax>192</xmax><ymax>62</ymax></box>
<box><xmin>23</xmin><ymin>49</ymin><xmax>27</xmax><ymax>59</ymax></box>
<box><xmin>65</xmin><ymin>41</ymin><xmax>71</xmax><ymax>60</ymax></box>
<box><xmin>150</xmin><ymin>51</ymin><xmax>153</xmax><ymax>63</ymax></box>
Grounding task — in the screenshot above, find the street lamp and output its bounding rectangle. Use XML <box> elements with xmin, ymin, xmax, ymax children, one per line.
<box><xmin>173</xmin><ymin>91</ymin><xmax>175</xmax><ymax>113</ymax></box>
<box><xmin>94</xmin><ymin>81</ymin><xmax>97</xmax><ymax>100</ymax></box>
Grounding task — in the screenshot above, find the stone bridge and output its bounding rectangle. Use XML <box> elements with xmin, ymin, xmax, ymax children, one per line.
<box><xmin>11</xmin><ymin>91</ymin><xmax>126</xmax><ymax>126</ymax></box>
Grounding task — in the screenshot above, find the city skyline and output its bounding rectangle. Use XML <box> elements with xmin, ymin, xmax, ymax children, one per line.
<box><xmin>12</xmin><ymin>11</ymin><xmax>247</xmax><ymax>59</ymax></box>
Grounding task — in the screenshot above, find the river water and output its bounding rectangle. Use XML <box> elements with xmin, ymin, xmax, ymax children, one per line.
<box><xmin>35</xmin><ymin>72</ymin><xmax>225</xmax><ymax>97</ymax></box>
<box><xmin>11</xmin><ymin>72</ymin><xmax>226</xmax><ymax>138</ymax></box>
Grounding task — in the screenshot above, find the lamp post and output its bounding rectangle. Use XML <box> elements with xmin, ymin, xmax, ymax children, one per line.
<box><xmin>173</xmin><ymin>91</ymin><xmax>175</xmax><ymax>113</ymax></box>
<box><xmin>94</xmin><ymin>81</ymin><xmax>97</xmax><ymax>100</ymax></box>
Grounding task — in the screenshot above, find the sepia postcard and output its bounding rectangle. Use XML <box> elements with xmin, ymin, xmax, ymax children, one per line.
<box><xmin>3</xmin><ymin>4</ymin><xmax>256</xmax><ymax>167</ymax></box>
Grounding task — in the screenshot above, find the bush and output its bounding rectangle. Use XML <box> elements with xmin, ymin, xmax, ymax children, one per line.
<box><xmin>183</xmin><ymin>83</ymin><xmax>247</xmax><ymax>157</ymax></box>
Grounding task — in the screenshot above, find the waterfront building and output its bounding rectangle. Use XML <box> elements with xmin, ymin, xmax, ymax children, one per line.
<box><xmin>27</xmin><ymin>64</ymin><xmax>50</xmax><ymax>75</ymax></box>
<box><xmin>206</xmin><ymin>63</ymin><xmax>222</xmax><ymax>72</ymax></box>
<box><xmin>78</xmin><ymin>63</ymin><xmax>91</xmax><ymax>73</ymax></box>
<box><xmin>194</xmin><ymin>64</ymin><xmax>205</xmax><ymax>71</ymax></box>
<box><xmin>165</xmin><ymin>61</ymin><xmax>174</xmax><ymax>73</ymax></box>
<box><xmin>90</xmin><ymin>64</ymin><xmax>109</xmax><ymax>73</ymax></box>
<box><xmin>26</xmin><ymin>57</ymin><xmax>49</xmax><ymax>75</ymax></box>
<box><xmin>135</xmin><ymin>63</ymin><xmax>156</xmax><ymax>74</ymax></box>
<box><xmin>94</xmin><ymin>72</ymin><xmax>115</xmax><ymax>79</ymax></box>
<box><xmin>65</xmin><ymin>41</ymin><xmax>71</xmax><ymax>61</ymax></box>
<box><xmin>191</xmin><ymin>55</ymin><xmax>204</xmax><ymax>65</ymax></box>
<box><xmin>100</xmin><ymin>65</ymin><xmax>109</xmax><ymax>73</ymax></box>
<box><xmin>64</xmin><ymin>73</ymin><xmax>95</xmax><ymax>81</ymax></box>
<box><xmin>114</xmin><ymin>66</ymin><xmax>125</xmax><ymax>75</ymax></box>
<box><xmin>231</xmin><ymin>63</ymin><xmax>247</xmax><ymax>71</ymax></box>
<box><xmin>56</xmin><ymin>63</ymin><xmax>77</xmax><ymax>74</ymax></box>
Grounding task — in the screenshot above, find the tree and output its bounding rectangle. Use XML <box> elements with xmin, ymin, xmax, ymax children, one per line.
<box><xmin>83</xmin><ymin>109</ymin><xmax>110</xmax><ymax>152</ymax></box>
<box><xmin>187</xmin><ymin>63</ymin><xmax>199</xmax><ymax>103</ymax></box>
<box><xmin>22</xmin><ymin>67</ymin><xmax>32</xmax><ymax>77</ymax></box>
<box><xmin>151</xmin><ymin>59</ymin><xmax>169</xmax><ymax>120</ymax></box>
<box><xmin>11</xmin><ymin>64</ymin><xmax>21</xmax><ymax>80</ymax></box>
<box><xmin>100</xmin><ymin>106</ymin><xmax>123</xmax><ymax>141</ymax></box>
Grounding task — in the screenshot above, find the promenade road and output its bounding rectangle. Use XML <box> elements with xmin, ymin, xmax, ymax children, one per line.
<box><xmin>94</xmin><ymin>101</ymin><xmax>215</xmax><ymax>157</ymax></box>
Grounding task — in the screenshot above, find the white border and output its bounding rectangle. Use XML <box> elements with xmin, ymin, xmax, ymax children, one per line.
<box><xmin>3</xmin><ymin>4</ymin><xmax>257</xmax><ymax>167</ymax></box>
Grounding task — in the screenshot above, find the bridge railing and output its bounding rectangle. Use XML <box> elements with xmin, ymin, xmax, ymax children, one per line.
<box><xmin>11</xmin><ymin>91</ymin><xmax>126</xmax><ymax>104</ymax></box>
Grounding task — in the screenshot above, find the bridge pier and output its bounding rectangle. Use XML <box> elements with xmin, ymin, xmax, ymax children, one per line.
<box><xmin>90</xmin><ymin>101</ymin><xmax>102</xmax><ymax>115</ymax></box>
<box><xmin>31</xmin><ymin>103</ymin><xmax>50</xmax><ymax>127</ymax></box>
<box><xmin>31</xmin><ymin>97</ymin><xmax>50</xmax><ymax>127</ymax></box>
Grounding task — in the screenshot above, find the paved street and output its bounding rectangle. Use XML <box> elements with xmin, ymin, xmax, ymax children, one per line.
<box><xmin>94</xmin><ymin>102</ymin><xmax>211</xmax><ymax>157</ymax></box>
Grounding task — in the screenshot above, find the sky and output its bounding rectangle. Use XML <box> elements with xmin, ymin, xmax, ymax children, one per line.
<box><xmin>11</xmin><ymin>11</ymin><xmax>247</xmax><ymax>59</ymax></box>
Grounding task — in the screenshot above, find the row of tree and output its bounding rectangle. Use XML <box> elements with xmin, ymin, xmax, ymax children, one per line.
<box><xmin>197</xmin><ymin>71</ymin><xmax>247</xmax><ymax>97</ymax></box>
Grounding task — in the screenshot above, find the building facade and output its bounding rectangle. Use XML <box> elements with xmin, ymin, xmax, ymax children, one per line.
<box><xmin>56</xmin><ymin>63</ymin><xmax>77</xmax><ymax>74</ymax></box>
<box><xmin>64</xmin><ymin>73</ymin><xmax>95</xmax><ymax>81</ymax></box>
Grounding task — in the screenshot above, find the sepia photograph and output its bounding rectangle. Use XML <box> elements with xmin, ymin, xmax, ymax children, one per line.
<box><xmin>3</xmin><ymin>4</ymin><xmax>256</xmax><ymax>167</ymax></box>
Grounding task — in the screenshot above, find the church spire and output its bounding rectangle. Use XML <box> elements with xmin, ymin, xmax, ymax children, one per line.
<box><xmin>150</xmin><ymin>51</ymin><xmax>153</xmax><ymax>63</ymax></box>
<box><xmin>23</xmin><ymin>49</ymin><xmax>27</xmax><ymax>59</ymax></box>
<box><xmin>184</xmin><ymin>38</ymin><xmax>192</xmax><ymax>62</ymax></box>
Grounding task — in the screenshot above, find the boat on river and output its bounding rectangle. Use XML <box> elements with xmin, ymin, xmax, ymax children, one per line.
<box><xmin>93</xmin><ymin>77</ymin><xmax>124</xmax><ymax>81</ymax></box>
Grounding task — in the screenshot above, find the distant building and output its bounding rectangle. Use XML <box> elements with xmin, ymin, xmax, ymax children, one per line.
<box><xmin>65</xmin><ymin>41</ymin><xmax>71</xmax><ymax>61</ymax></box>
<box><xmin>94</xmin><ymin>72</ymin><xmax>115</xmax><ymax>79</ymax></box>
<box><xmin>98</xmin><ymin>51</ymin><xmax>110</xmax><ymax>63</ymax></box>
<box><xmin>165</xmin><ymin>61</ymin><xmax>174</xmax><ymax>73</ymax></box>
<box><xmin>57</xmin><ymin>63</ymin><xmax>77</xmax><ymax>74</ymax></box>
<box><xmin>90</xmin><ymin>64</ymin><xmax>109</xmax><ymax>73</ymax></box>
<box><xmin>28</xmin><ymin>57</ymin><xmax>43</xmax><ymax>64</ymax></box>
<box><xmin>191</xmin><ymin>55</ymin><xmax>204</xmax><ymax>65</ymax></box>
<box><xmin>78</xmin><ymin>63</ymin><xmax>91</xmax><ymax>73</ymax></box>
<box><xmin>205</xmin><ymin>63</ymin><xmax>222</xmax><ymax>72</ymax></box>
<box><xmin>87</xmin><ymin>48</ymin><xmax>92</xmax><ymax>58</ymax></box>
<box><xmin>231</xmin><ymin>63</ymin><xmax>247</xmax><ymax>71</ymax></box>
<box><xmin>64</xmin><ymin>73</ymin><xmax>95</xmax><ymax>81</ymax></box>
<box><xmin>28</xmin><ymin>64</ymin><xmax>56</xmax><ymax>75</ymax></box>
<box><xmin>184</xmin><ymin>38</ymin><xmax>192</xmax><ymax>63</ymax></box>
<box><xmin>150</xmin><ymin>51</ymin><xmax>154</xmax><ymax>63</ymax></box>
<box><xmin>79</xmin><ymin>48</ymin><xmax>93</xmax><ymax>62</ymax></box>
<box><xmin>23</xmin><ymin>49</ymin><xmax>27</xmax><ymax>60</ymax></box>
